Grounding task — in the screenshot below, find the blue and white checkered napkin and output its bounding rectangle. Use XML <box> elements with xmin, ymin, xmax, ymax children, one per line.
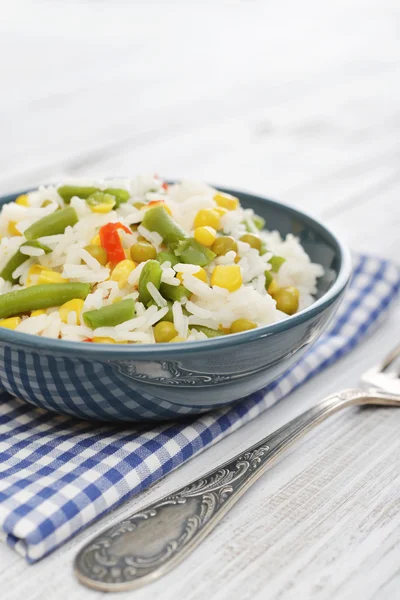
<box><xmin>0</xmin><ymin>254</ymin><xmax>399</xmax><ymax>562</ymax></box>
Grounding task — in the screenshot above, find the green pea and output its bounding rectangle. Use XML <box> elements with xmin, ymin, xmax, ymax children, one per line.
<box><xmin>190</xmin><ymin>325</ymin><xmax>225</xmax><ymax>338</ymax></box>
<box><xmin>230</xmin><ymin>319</ymin><xmax>257</xmax><ymax>334</ymax></box>
<box><xmin>83</xmin><ymin>244</ymin><xmax>108</xmax><ymax>266</ymax></box>
<box><xmin>211</xmin><ymin>236</ymin><xmax>238</xmax><ymax>256</ymax></box>
<box><xmin>130</xmin><ymin>241</ymin><xmax>157</xmax><ymax>263</ymax></box>
<box><xmin>154</xmin><ymin>321</ymin><xmax>178</xmax><ymax>343</ymax></box>
<box><xmin>239</xmin><ymin>233</ymin><xmax>262</xmax><ymax>251</ymax></box>
<box><xmin>274</xmin><ymin>287</ymin><xmax>299</xmax><ymax>315</ymax></box>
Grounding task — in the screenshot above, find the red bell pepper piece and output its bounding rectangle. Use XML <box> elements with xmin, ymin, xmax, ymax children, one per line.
<box><xmin>99</xmin><ymin>222</ymin><xmax>131</xmax><ymax>265</ymax></box>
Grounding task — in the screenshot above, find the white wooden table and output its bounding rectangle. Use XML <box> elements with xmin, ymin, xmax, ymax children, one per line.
<box><xmin>1</xmin><ymin>1</ymin><xmax>399</xmax><ymax>598</ymax></box>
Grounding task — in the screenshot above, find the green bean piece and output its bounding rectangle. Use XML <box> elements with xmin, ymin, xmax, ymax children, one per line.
<box><xmin>264</xmin><ymin>270</ymin><xmax>274</xmax><ymax>290</ymax></box>
<box><xmin>103</xmin><ymin>188</ymin><xmax>130</xmax><ymax>207</ymax></box>
<box><xmin>159</xmin><ymin>282</ymin><xmax>190</xmax><ymax>303</ymax></box>
<box><xmin>141</xmin><ymin>205</ymin><xmax>187</xmax><ymax>250</ymax></box>
<box><xmin>269</xmin><ymin>256</ymin><xmax>286</xmax><ymax>272</ymax></box>
<box><xmin>138</xmin><ymin>260</ymin><xmax>162</xmax><ymax>306</ymax></box>
<box><xmin>86</xmin><ymin>192</ymin><xmax>116</xmax><ymax>210</ymax></box>
<box><xmin>190</xmin><ymin>325</ymin><xmax>225</xmax><ymax>338</ymax></box>
<box><xmin>83</xmin><ymin>298</ymin><xmax>135</xmax><ymax>329</ymax></box>
<box><xmin>0</xmin><ymin>283</ymin><xmax>91</xmax><ymax>319</ymax></box>
<box><xmin>156</xmin><ymin>251</ymin><xmax>179</xmax><ymax>266</ymax></box>
<box><xmin>175</xmin><ymin>238</ymin><xmax>216</xmax><ymax>267</ymax></box>
<box><xmin>24</xmin><ymin>207</ymin><xmax>78</xmax><ymax>241</ymax></box>
<box><xmin>0</xmin><ymin>242</ymin><xmax>52</xmax><ymax>283</ymax></box>
<box><xmin>57</xmin><ymin>185</ymin><xmax>100</xmax><ymax>203</ymax></box>
<box><xmin>83</xmin><ymin>245</ymin><xmax>108</xmax><ymax>266</ymax></box>
<box><xmin>244</xmin><ymin>214</ymin><xmax>265</xmax><ymax>232</ymax></box>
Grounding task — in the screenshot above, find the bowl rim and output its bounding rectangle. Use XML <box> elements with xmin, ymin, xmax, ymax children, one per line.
<box><xmin>0</xmin><ymin>185</ymin><xmax>352</xmax><ymax>357</ymax></box>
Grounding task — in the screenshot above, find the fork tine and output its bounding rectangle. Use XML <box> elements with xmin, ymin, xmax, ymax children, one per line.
<box><xmin>380</xmin><ymin>343</ymin><xmax>400</xmax><ymax>372</ymax></box>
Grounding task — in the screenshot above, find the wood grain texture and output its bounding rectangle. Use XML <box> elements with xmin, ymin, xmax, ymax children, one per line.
<box><xmin>0</xmin><ymin>1</ymin><xmax>399</xmax><ymax>599</ymax></box>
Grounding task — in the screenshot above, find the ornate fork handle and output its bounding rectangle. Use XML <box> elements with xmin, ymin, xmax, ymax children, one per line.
<box><xmin>75</xmin><ymin>388</ymin><xmax>399</xmax><ymax>592</ymax></box>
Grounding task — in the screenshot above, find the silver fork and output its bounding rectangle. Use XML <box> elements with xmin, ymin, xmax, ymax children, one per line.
<box><xmin>75</xmin><ymin>344</ymin><xmax>400</xmax><ymax>592</ymax></box>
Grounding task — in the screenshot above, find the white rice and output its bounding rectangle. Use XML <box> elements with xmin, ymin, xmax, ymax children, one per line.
<box><xmin>0</xmin><ymin>176</ymin><xmax>324</xmax><ymax>343</ymax></box>
<box><xmin>147</xmin><ymin>282</ymin><xmax>168</xmax><ymax>307</ymax></box>
<box><xmin>19</xmin><ymin>246</ymin><xmax>46</xmax><ymax>257</ymax></box>
<box><xmin>137</xmin><ymin>225</ymin><xmax>163</xmax><ymax>250</ymax></box>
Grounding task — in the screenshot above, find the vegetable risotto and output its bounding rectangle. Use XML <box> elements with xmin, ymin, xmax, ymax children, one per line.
<box><xmin>0</xmin><ymin>176</ymin><xmax>323</xmax><ymax>344</ymax></box>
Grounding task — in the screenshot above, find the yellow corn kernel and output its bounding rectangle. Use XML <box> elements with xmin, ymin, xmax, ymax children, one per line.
<box><xmin>218</xmin><ymin>324</ymin><xmax>231</xmax><ymax>334</ymax></box>
<box><xmin>30</xmin><ymin>309</ymin><xmax>46</xmax><ymax>317</ymax></box>
<box><xmin>37</xmin><ymin>269</ymin><xmax>67</xmax><ymax>285</ymax></box>
<box><xmin>177</xmin><ymin>268</ymin><xmax>208</xmax><ymax>284</ymax></box>
<box><xmin>27</xmin><ymin>265</ymin><xmax>41</xmax><ymax>286</ymax></box>
<box><xmin>0</xmin><ymin>317</ymin><xmax>21</xmax><ymax>330</ymax></box>
<box><xmin>59</xmin><ymin>299</ymin><xmax>85</xmax><ymax>325</ymax></box>
<box><xmin>90</xmin><ymin>234</ymin><xmax>101</xmax><ymax>245</ymax></box>
<box><xmin>8</xmin><ymin>221</ymin><xmax>22</xmax><ymax>236</ymax></box>
<box><xmin>169</xmin><ymin>336</ymin><xmax>185</xmax><ymax>343</ymax></box>
<box><xmin>110</xmin><ymin>259</ymin><xmax>136</xmax><ymax>289</ymax></box>
<box><xmin>194</xmin><ymin>226</ymin><xmax>217</xmax><ymax>247</ymax></box>
<box><xmin>15</xmin><ymin>194</ymin><xmax>29</xmax><ymax>207</ymax></box>
<box><xmin>211</xmin><ymin>265</ymin><xmax>242</xmax><ymax>292</ymax></box>
<box><xmin>214</xmin><ymin>192</ymin><xmax>239</xmax><ymax>211</ymax></box>
<box><xmin>41</xmin><ymin>200</ymin><xmax>55</xmax><ymax>208</ymax></box>
<box><xmin>193</xmin><ymin>208</ymin><xmax>220</xmax><ymax>230</ymax></box>
<box><xmin>93</xmin><ymin>337</ymin><xmax>116</xmax><ymax>344</ymax></box>
<box><xmin>93</xmin><ymin>336</ymin><xmax>127</xmax><ymax>344</ymax></box>
<box><xmin>214</xmin><ymin>207</ymin><xmax>228</xmax><ymax>217</ymax></box>
<box><xmin>26</xmin><ymin>264</ymin><xmax>48</xmax><ymax>286</ymax></box>
<box><xmin>89</xmin><ymin>203</ymin><xmax>114</xmax><ymax>214</ymax></box>
<box><xmin>267</xmin><ymin>279</ymin><xmax>279</xmax><ymax>296</ymax></box>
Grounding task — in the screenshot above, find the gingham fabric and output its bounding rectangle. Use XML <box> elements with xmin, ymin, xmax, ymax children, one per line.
<box><xmin>0</xmin><ymin>254</ymin><xmax>399</xmax><ymax>563</ymax></box>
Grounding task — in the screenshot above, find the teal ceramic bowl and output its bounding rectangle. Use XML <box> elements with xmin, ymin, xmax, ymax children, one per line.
<box><xmin>0</xmin><ymin>187</ymin><xmax>351</xmax><ymax>421</ymax></box>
